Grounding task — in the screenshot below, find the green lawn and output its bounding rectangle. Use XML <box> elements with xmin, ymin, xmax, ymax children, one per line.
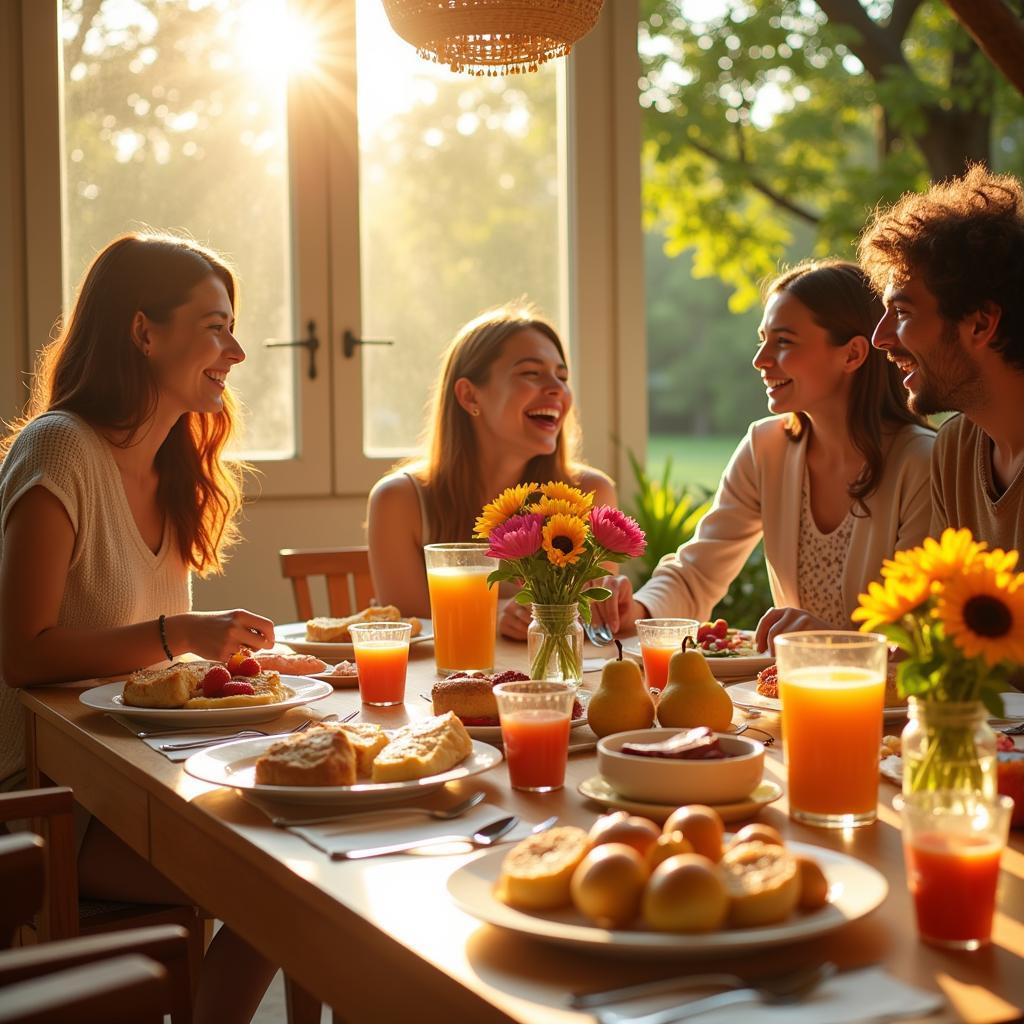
<box><xmin>643</xmin><ymin>434</ymin><xmax>740</xmax><ymax>494</ymax></box>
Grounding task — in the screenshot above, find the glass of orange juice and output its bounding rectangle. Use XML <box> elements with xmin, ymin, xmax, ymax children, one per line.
<box><xmin>424</xmin><ymin>542</ymin><xmax>499</xmax><ymax>675</ymax></box>
<box><xmin>775</xmin><ymin>630</ymin><xmax>886</xmax><ymax>828</ymax></box>
<box><xmin>493</xmin><ymin>680</ymin><xmax>575</xmax><ymax>792</ymax></box>
<box><xmin>895</xmin><ymin>791</ymin><xmax>1013</xmax><ymax>950</ymax></box>
<box><xmin>635</xmin><ymin>618</ymin><xmax>699</xmax><ymax>690</ymax></box>
<box><xmin>349</xmin><ymin>621</ymin><xmax>412</xmax><ymax>706</ymax></box>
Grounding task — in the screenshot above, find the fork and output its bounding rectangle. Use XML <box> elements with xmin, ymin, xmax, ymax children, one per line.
<box><xmin>158</xmin><ymin>711</ymin><xmax>347</xmax><ymax>752</ymax></box>
<box><xmin>594</xmin><ymin>962</ymin><xmax>837</xmax><ymax>1024</ymax></box>
<box><xmin>274</xmin><ymin>790</ymin><xmax>487</xmax><ymax>828</ymax></box>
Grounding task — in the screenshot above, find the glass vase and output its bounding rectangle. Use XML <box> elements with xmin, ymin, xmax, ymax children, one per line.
<box><xmin>527</xmin><ymin>604</ymin><xmax>583</xmax><ymax>687</ymax></box>
<box><xmin>901</xmin><ymin>698</ymin><xmax>997</xmax><ymax>799</ymax></box>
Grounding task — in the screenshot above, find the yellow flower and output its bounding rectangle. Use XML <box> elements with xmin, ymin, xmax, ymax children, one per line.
<box><xmin>542</xmin><ymin>514</ymin><xmax>588</xmax><ymax>567</ymax></box>
<box><xmin>538</xmin><ymin>481</ymin><xmax>594</xmax><ymax>513</ymax></box>
<box><xmin>936</xmin><ymin>562</ymin><xmax>1024</xmax><ymax>667</ymax></box>
<box><xmin>853</xmin><ymin>574</ymin><xmax>932</xmax><ymax>632</ymax></box>
<box><xmin>882</xmin><ymin>528</ymin><xmax>988</xmax><ymax>586</ymax></box>
<box><xmin>528</xmin><ymin>496</ymin><xmax>590</xmax><ymax>519</ymax></box>
<box><xmin>474</xmin><ymin>482</ymin><xmax>539</xmax><ymax>539</ymax></box>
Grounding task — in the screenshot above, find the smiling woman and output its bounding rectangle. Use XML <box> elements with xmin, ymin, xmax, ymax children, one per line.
<box><xmin>366</xmin><ymin>302</ymin><xmax>616</xmax><ymax>630</ymax></box>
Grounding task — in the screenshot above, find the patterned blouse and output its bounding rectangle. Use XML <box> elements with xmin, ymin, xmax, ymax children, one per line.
<box><xmin>796</xmin><ymin>469</ymin><xmax>855</xmax><ymax>628</ymax></box>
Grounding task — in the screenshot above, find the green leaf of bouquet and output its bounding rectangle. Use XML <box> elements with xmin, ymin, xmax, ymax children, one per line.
<box><xmin>581</xmin><ymin>587</ymin><xmax>612</xmax><ymax>602</ymax></box>
<box><xmin>578</xmin><ymin>602</ymin><xmax>592</xmax><ymax>625</ymax></box>
<box><xmin>897</xmin><ymin>660</ymin><xmax>932</xmax><ymax>696</ymax></box>
<box><xmin>514</xmin><ymin>590</ymin><xmax>534</xmax><ymax>606</ymax></box>
<box><xmin>487</xmin><ymin>568</ymin><xmax>519</xmax><ymax>586</ymax></box>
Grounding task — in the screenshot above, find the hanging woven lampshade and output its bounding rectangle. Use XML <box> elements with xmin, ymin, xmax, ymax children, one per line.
<box><xmin>381</xmin><ymin>0</ymin><xmax>605</xmax><ymax>76</ymax></box>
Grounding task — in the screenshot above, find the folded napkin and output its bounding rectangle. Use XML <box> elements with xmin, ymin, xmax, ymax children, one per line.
<box><xmin>276</xmin><ymin>803</ymin><xmax>536</xmax><ymax>860</ymax></box>
<box><xmin>111</xmin><ymin>709</ymin><xmax>334</xmax><ymax>763</ymax></box>
<box><xmin>593</xmin><ymin>966</ymin><xmax>943</xmax><ymax>1024</ymax></box>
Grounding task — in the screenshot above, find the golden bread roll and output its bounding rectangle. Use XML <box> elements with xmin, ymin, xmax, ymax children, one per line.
<box><xmin>720</xmin><ymin>840</ymin><xmax>800</xmax><ymax>927</ymax></box>
<box><xmin>496</xmin><ymin>827</ymin><xmax>592</xmax><ymax>910</ymax></box>
<box><xmin>305</xmin><ymin>605</ymin><xmax>403</xmax><ymax>642</ymax></box>
<box><xmin>431</xmin><ymin>674</ymin><xmax>497</xmax><ymax>720</ymax></box>
<box><xmin>371</xmin><ymin>712</ymin><xmax>472</xmax><ymax>783</ymax></box>
<box><xmin>312</xmin><ymin>722</ymin><xmax>389</xmax><ymax>776</ymax></box>
<box><xmin>255</xmin><ymin>728</ymin><xmax>357</xmax><ymax>787</ymax></box>
<box><xmin>122</xmin><ymin>663</ymin><xmax>207</xmax><ymax>708</ymax></box>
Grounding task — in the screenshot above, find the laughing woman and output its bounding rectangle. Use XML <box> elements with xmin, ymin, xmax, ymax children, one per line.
<box><xmin>367</xmin><ymin>303</ymin><xmax>616</xmax><ymax>638</ymax></box>
<box><xmin>0</xmin><ymin>232</ymin><xmax>275</xmax><ymax>1023</ymax></box>
<box><xmin>592</xmin><ymin>260</ymin><xmax>935</xmax><ymax>650</ymax></box>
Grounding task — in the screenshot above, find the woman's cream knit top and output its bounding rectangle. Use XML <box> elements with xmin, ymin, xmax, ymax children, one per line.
<box><xmin>0</xmin><ymin>411</ymin><xmax>189</xmax><ymax>786</ymax></box>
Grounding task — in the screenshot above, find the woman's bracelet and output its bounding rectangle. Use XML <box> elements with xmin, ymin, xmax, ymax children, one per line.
<box><xmin>158</xmin><ymin>614</ymin><xmax>174</xmax><ymax>662</ymax></box>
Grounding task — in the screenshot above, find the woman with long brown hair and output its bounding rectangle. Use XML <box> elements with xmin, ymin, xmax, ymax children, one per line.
<box><xmin>367</xmin><ymin>302</ymin><xmax>615</xmax><ymax>637</ymax></box>
<box><xmin>0</xmin><ymin>231</ymin><xmax>276</xmax><ymax>1022</ymax></box>
<box><xmin>594</xmin><ymin>259</ymin><xmax>935</xmax><ymax>649</ymax></box>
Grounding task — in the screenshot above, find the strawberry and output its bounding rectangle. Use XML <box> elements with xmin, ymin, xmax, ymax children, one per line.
<box><xmin>571</xmin><ymin>698</ymin><xmax>584</xmax><ymax>720</ymax></box>
<box><xmin>201</xmin><ymin>665</ymin><xmax>231</xmax><ymax>697</ymax></box>
<box><xmin>712</xmin><ymin>618</ymin><xmax>729</xmax><ymax>639</ymax></box>
<box><xmin>235</xmin><ymin>657</ymin><xmax>260</xmax><ymax>677</ymax></box>
<box><xmin>222</xmin><ymin>680</ymin><xmax>256</xmax><ymax>696</ymax></box>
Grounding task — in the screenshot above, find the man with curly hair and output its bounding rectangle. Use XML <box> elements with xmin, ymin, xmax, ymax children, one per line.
<box><xmin>859</xmin><ymin>164</ymin><xmax>1024</xmax><ymax>553</ymax></box>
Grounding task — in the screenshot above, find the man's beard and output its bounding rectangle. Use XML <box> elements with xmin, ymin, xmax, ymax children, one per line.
<box><xmin>902</xmin><ymin>322</ymin><xmax>985</xmax><ymax>416</ymax></box>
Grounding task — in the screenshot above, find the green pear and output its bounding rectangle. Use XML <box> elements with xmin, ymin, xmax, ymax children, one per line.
<box><xmin>587</xmin><ymin>639</ymin><xmax>655</xmax><ymax>738</ymax></box>
<box><xmin>656</xmin><ymin>637</ymin><xmax>734</xmax><ymax>732</ymax></box>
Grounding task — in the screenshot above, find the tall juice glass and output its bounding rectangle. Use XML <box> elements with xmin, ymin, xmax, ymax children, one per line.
<box><xmin>493</xmin><ymin>681</ymin><xmax>575</xmax><ymax>792</ymax></box>
<box><xmin>424</xmin><ymin>543</ymin><xmax>499</xmax><ymax>675</ymax></box>
<box><xmin>635</xmin><ymin>619</ymin><xmax>699</xmax><ymax>690</ymax></box>
<box><xmin>349</xmin><ymin>621</ymin><xmax>411</xmax><ymax>706</ymax></box>
<box><xmin>775</xmin><ymin>631</ymin><xmax>886</xmax><ymax>828</ymax></box>
<box><xmin>895</xmin><ymin>792</ymin><xmax>1012</xmax><ymax>950</ymax></box>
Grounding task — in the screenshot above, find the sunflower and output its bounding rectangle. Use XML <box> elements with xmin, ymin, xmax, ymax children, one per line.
<box><xmin>528</xmin><ymin>496</ymin><xmax>590</xmax><ymax>519</ymax></box>
<box><xmin>542</xmin><ymin>514</ymin><xmax>588</xmax><ymax>567</ymax></box>
<box><xmin>936</xmin><ymin>563</ymin><xmax>1024</xmax><ymax>667</ymax></box>
<box><xmin>852</xmin><ymin>574</ymin><xmax>932</xmax><ymax>632</ymax></box>
<box><xmin>538</xmin><ymin>481</ymin><xmax>594</xmax><ymax>514</ymax></box>
<box><xmin>882</xmin><ymin>528</ymin><xmax>988</xmax><ymax>587</ymax></box>
<box><xmin>474</xmin><ymin>482</ymin><xmax>540</xmax><ymax>539</ymax></box>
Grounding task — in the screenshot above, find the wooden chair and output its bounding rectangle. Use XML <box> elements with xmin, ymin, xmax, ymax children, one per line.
<box><xmin>279</xmin><ymin>546</ymin><xmax>374</xmax><ymax>619</ymax></box>
<box><xmin>0</xmin><ymin>789</ymin><xmax>206</xmax><ymax>1001</ymax></box>
<box><xmin>0</xmin><ymin>826</ymin><xmax>187</xmax><ymax>1023</ymax></box>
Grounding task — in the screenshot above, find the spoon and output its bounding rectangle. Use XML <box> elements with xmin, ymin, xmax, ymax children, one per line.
<box><xmin>334</xmin><ymin>814</ymin><xmax>520</xmax><ymax>861</ymax></box>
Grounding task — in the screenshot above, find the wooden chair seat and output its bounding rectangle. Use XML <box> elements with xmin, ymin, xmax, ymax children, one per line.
<box><xmin>279</xmin><ymin>546</ymin><xmax>374</xmax><ymax>619</ymax></box>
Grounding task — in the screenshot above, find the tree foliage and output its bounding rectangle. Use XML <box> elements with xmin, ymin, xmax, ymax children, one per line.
<box><xmin>640</xmin><ymin>0</ymin><xmax>1024</xmax><ymax>309</ymax></box>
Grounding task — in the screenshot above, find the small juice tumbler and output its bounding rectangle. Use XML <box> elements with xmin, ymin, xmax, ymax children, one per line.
<box><xmin>775</xmin><ymin>630</ymin><xmax>886</xmax><ymax>828</ymax></box>
<box><xmin>424</xmin><ymin>542</ymin><xmax>499</xmax><ymax>675</ymax></box>
<box><xmin>896</xmin><ymin>791</ymin><xmax>1013</xmax><ymax>950</ymax></box>
<box><xmin>635</xmin><ymin>618</ymin><xmax>699</xmax><ymax>690</ymax></box>
<box><xmin>493</xmin><ymin>680</ymin><xmax>575</xmax><ymax>792</ymax></box>
<box><xmin>349</xmin><ymin>621</ymin><xmax>412</xmax><ymax>706</ymax></box>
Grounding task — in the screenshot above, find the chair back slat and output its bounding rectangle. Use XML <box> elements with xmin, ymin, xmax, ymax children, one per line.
<box><xmin>279</xmin><ymin>547</ymin><xmax>374</xmax><ymax>620</ymax></box>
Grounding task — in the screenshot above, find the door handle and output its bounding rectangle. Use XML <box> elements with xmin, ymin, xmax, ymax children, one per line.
<box><xmin>265</xmin><ymin>320</ymin><xmax>319</xmax><ymax>380</ymax></box>
<box><xmin>343</xmin><ymin>330</ymin><xmax>394</xmax><ymax>359</ymax></box>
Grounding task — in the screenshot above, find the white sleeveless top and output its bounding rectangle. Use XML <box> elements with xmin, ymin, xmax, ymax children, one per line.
<box><xmin>0</xmin><ymin>411</ymin><xmax>190</xmax><ymax>786</ymax></box>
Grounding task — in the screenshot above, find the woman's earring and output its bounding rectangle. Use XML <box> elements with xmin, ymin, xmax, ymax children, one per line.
<box><xmin>470</xmin><ymin>407</ymin><xmax>481</xmax><ymax>417</ymax></box>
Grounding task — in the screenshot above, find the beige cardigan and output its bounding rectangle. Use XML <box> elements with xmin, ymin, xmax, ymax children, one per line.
<box><xmin>635</xmin><ymin>417</ymin><xmax>935</xmax><ymax>627</ymax></box>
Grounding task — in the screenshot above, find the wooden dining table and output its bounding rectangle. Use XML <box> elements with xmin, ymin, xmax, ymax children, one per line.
<box><xmin>18</xmin><ymin>636</ymin><xmax>1024</xmax><ymax>1023</ymax></box>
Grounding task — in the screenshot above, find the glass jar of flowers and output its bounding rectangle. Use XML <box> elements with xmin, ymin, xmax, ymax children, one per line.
<box><xmin>475</xmin><ymin>482</ymin><xmax>646</xmax><ymax>686</ymax></box>
<box><xmin>853</xmin><ymin>528</ymin><xmax>1024</xmax><ymax>798</ymax></box>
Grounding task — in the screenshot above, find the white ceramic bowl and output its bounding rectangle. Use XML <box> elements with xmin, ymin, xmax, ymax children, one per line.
<box><xmin>597</xmin><ymin>728</ymin><xmax>765</xmax><ymax>805</ymax></box>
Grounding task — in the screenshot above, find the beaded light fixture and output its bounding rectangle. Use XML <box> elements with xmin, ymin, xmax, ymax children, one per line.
<box><xmin>381</xmin><ymin>0</ymin><xmax>605</xmax><ymax>76</ymax></box>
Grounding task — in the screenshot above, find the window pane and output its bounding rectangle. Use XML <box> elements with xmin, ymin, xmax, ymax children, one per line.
<box><xmin>59</xmin><ymin>0</ymin><xmax>296</xmax><ymax>458</ymax></box>
<box><xmin>355</xmin><ymin>0</ymin><xmax>566</xmax><ymax>456</ymax></box>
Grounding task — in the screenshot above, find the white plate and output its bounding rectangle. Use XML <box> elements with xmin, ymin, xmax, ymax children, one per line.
<box><xmin>80</xmin><ymin>676</ymin><xmax>334</xmax><ymax>726</ymax></box>
<box><xmin>578</xmin><ymin>775</ymin><xmax>784</xmax><ymax>824</ymax></box>
<box><xmin>275</xmin><ymin>619</ymin><xmax>434</xmax><ymax>661</ymax></box>
<box><xmin>183</xmin><ymin>735</ymin><xmax>503</xmax><ymax>805</ymax></box>
<box><xmin>419</xmin><ymin>690</ymin><xmax>591</xmax><ymax>741</ymax></box>
<box><xmin>623</xmin><ymin>641</ymin><xmax>773</xmax><ymax>682</ymax></box>
<box><xmin>448</xmin><ymin>838</ymin><xmax>887</xmax><ymax>958</ymax></box>
<box><xmin>992</xmin><ymin>692</ymin><xmax>1024</xmax><ymax>722</ymax></box>
<box><xmin>879</xmin><ymin>755</ymin><xmax>903</xmax><ymax>786</ymax></box>
<box><xmin>727</xmin><ymin>679</ymin><xmax>910</xmax><ymax>722</ymax></box>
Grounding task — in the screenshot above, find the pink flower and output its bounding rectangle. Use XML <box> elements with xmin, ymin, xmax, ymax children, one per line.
<box><xmin>590</xmin><ymin>506</ymin><xmax>646</xmax><ymax>558</ymax></box>
<box><xmin>486</xmin><ymin>513</ymin><xmax>545</xmax><ymax>561</ymax></box>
